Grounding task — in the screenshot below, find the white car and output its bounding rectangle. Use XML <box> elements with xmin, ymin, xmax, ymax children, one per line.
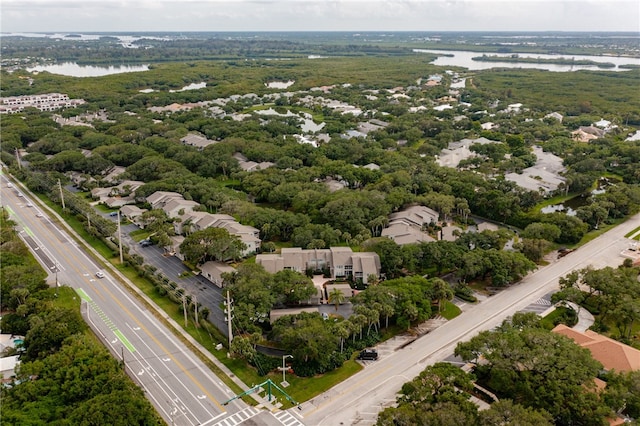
<box><xmin>95</xmin><ymin>271</ymin><xmax>105</xmax><ymax>278</ymax></box>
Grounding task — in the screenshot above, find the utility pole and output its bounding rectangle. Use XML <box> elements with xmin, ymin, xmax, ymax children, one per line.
<box><xmin>57</xmin><ymin>179</ymin><xmax>65</xmax><ymax>209</ymax></box>
<box><xmin>117</xmin><ymin>210</ymin><xmax>123</xmax><ymax>264</ymax></box>
<box><xmin>54</xmin><ymin>260</ymin><xmax>59</xmax><ymax>297</ymax></box>
<box><xmin>182</xmin><ymin>293</ymin><xmax>188</xmax><ymax>328</ymax></box>
<box><xmin>15</xmin><ymin>148</ymin><xmax>21</xmax><ymax>170</ymax></box>
<box><xmin>225</xmin><ymin>290</ymin><xmax>234</xmax><ymax>348</ymax></box>
<box><xmin>193</xmin><ymin>295</ymin><xmax>199</xmax><ymax>327</ymax></box>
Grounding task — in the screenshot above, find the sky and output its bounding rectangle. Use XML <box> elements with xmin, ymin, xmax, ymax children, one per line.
<box><xmin>1</xmin><ymin>0</ymin><xmax>639</xmax><ymax>33</ymax></box>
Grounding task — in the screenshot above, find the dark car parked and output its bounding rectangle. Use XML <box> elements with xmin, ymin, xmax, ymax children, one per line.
<box><xmin>140</xmin><ymin>239</ymin><xmax>153</xmax><ymax>247</ymax></box>
<box><xmin>357</xmin><ymin>349</ymin><xmax>378</xmax><ymax>361</ymax></box>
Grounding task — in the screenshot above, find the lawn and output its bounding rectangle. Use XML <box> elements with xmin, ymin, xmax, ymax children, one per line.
<box><xmin>575</xmin><ymin>217</ymin><xmax>627</xmax><ymax>247</ymax></box>
<box><xmin>440</xmin><ymin>301</ymin><xmax>462</xmax><ymax>320</ymax></box>
<box><xmin>540</xmin><ymin>307</ymin><xmax>567</xmax><ymax>329</ymax></box>
<box><xmin>625</xmin><ymin>225</ymin><xmax>640</xmax><ymax>240</ymax></box>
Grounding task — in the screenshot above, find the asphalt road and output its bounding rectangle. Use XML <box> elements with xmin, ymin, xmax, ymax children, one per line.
<box><xmin>298</xmin><ymin>212</ymin><xmax>640</xmax><ymax>426</ymax></box>
<box><xmin>1</xmin><ymin>177</ymin><xmax>248</xmax><ymax>426</ymax></box>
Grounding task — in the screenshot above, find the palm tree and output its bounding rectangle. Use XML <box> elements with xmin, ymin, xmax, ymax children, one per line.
<box><xmin>328</xmin><ymin>288</ymin><xmax>345</xmax><ymax>311</ymax></box>
<box><xmin>431</xmin><ymin>278</ymin><xmax>454</xmax><ymax>313</ymax></box>
<box><xmin>335</xmin><ymin>322</ymin><xmax>350</xmax><ymax>353</ymax></box>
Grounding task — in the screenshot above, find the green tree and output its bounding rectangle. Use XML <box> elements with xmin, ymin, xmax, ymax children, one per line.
<box><xmin>271</xmin><ymin>269</ymin><xmax>316</xmax><ymax>306</ymax></box>
<box><xmin>363</xmin><ymin>238</ymin><xmax>404</xmax><ymax>278</ymax></box>
<box><xmin>515</xmin><ymin>238</ymin><xmax>552</xmax><ymax>262</ymax></box>
<box><xmin>226</xmin><ymin>264</ymin><xmax>275</xmax><ymax>333</ymax></box>
<box><xmin>478</xmin><ymin>400</ymin><xmax>553</xmax><ymax>426</ymax></box>
<box><xmin>377</xmin><ymin>363</ymin><xmax>479</xmax><ymax>426</ymax></box>
<box><xmin>3</xmin><ymin>334</ymin><xmax>162</xmax><ymax>425</ymax></box>
<box><xmin>230</xmin><ymin>334</ymin><xmax>259</xmax><ymax>362</ymax></box>
<box><xmin>328</xmin><ymin>287</ymin><xmax>345</xmax><ymax>311</ymax></box>
<box><xmin>429</xmin><ymin>277</ymin><xmax>454</xmax><ymax>312</ymax></box>
<box><xmin>603</xmin><ymin>370</ymin><xmax>640</xmax><ymax>419</ymax></box>
<box><xmin>272</xmin><ymin>312</ymin><xmax>339</xmax><ymax>366</ymax></box>
<box><xmin>24</xmin><ymin>306</ymin><xmax>86</xmax><ymax>361</ymax></box>
<box><xmin>455</xmin><ymin>325</ymin><xmax>611</xmax><ymax>424</ymax></box>
<box><xmin>179</xmin><ymin>227</ymin><xmax>246</xmax><ymax>264</ymax></box>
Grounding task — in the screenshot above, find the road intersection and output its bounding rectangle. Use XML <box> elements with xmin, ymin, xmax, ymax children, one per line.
<box><xmin>4</xmin><ymin>170</ymin><xmax>638</xmax><ymax>426</ymax></box>
<box><xmin>297</xmin><ymin>213</ymin><xmax>640</xmax><ymax>426</ymax></box>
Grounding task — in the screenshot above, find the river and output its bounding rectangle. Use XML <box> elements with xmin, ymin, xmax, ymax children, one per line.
<box><xmin>413</xmin><ymin>49</ymin><xmax>640</xmax><ymax>72</ymax></box>
<box><xmin>27</xmin><ymin>62</ymin><xmax>149</xmax><ymax>77</ymax></box>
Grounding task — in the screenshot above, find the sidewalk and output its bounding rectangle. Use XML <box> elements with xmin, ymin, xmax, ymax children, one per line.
<box><xmin>539</xmin><ymin>300</ymin><xmax>594</xmax><ymax>332</ymax></box>
<box><xmin>565</xmin><ymin>301</ymin><xmax>595</xmax><ymax>332</ymax></box>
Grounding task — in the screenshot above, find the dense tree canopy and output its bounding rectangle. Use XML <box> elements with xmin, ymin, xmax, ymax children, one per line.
<box><xmin>179</xmin><ymin>227</ymin><xmax>245</xmax><ymax>264</ymax></box>
<box><xmin>455</xmin><ymin>318</ymin><xmax>612</xmax><ymax>425</ymax></box>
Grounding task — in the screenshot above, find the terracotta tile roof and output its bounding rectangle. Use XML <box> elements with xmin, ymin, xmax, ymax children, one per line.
<box><xmin>552</xmin><ymin>324</ymin><xmax>640</xmax><ymax>372</ymax></box>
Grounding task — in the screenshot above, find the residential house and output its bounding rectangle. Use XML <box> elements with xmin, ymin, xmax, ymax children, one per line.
<box><xmin>199</xmin><ymin>261</ymin><xmax>235</xmax><ymax>288</ymax></box>
<box><xmin>147</xmin><ymin>191</ymin><xmax>260</xmax><ymax>257</ymax></box>
<box><xmin>362</xmin><ymin>163</ymin><xmax>380</xmax><ymax>171</ymax></box>
<box><xmin>92</xmin><ymin>180</ymin><xmax>144</xmax><ymax>207</ymax></box>
<box><xmin>120</xmin><ymin>205</ymin><xmax>147</xmax><ymax>225</ymax></box>
<box><xmin>544</xmin><ymin>112</ymin><xmax>563</xmax><ymax>122</ymax></box>
<box><xmin>593</xmin><ymin>118</ymin><xmax>612</xmax><ymax>129</ymax></box>
<box><xmin>572</xmin><ymin>126</ymin><xmax>605</xmax><ymax>142</ymax></box>
<box><xmin>381</xmin><ymin>205</ymin><xmax>440</xmax><ymax>245</ymax></box>
<box><xmin>0</xmin><ymin>334</ymin><xmax>23</xmax><ymax>354</ymax></box>
<box><xmin>180</xmin><ymin>133</ymin><xmax>217</xmax><ymax>150</ymax></box>
<box><xmin>161</xmin><ymin>198</ymin><xmax>199</xmax><ymax>219</ymax></box>
<box><xmin>389</xmin><ymin>205</ymin><xmax>440</xmax><ymax>228</ymax></box>
<box><xmin>233</xmin><ymin>153</ymin><xmax>274</xmax><ymax>172</ymax></box>
<box><xmin>256</xmin><ymin>247</ymin><xmax>381</xmax><ymax>284</ymax></box>
<box><xmin>441</xmin><ymin>224</ymin><xmax>463</xmax><ymax>242</ymax></box>
<box><xmin>382</xmin><ymin>222</ymin><xmax>436</xmax><ymax>245</ymax></box>
<box><xmin>146</xmin><ymin>191</ymin><xmax>184</xmax><ymax>210</ymax></box>
<box><xmin>169</xmin><ymin>236</ymin><xmax>185</xmax><ymax>260</ymax></box>
<box><xmin>67</xmin><ymin>171</ymin><xmax>95</xmax><ymax>188</ymax></box>
<box><xmin>325</xmin><ymin>283</ymin><xmax>354</xmax><ymax>302</ymax></box>
<box><xmin>0</xmin><ymin>356</ymin><xmax>20</xmax><ymax>382</ymax></box>
<box><xmin>216</xmin><ymin>221</ymin><xmax>261</xmax><ymax>254</ymax></box>
<box><xmin>102</xmin><ymin>166</ymin><xmax>126</xmax><ymax>184</ymax></box>
<box><xmin>552</xmin><ymin>325</ymin><xmax>640</xmax><ymax>372</ymax></box>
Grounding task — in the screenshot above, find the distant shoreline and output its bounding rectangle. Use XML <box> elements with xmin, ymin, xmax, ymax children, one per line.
<box><xmin>472</xmin><ymin>54</ymin><xmax>617</xmax><ymax>68</ymax></box>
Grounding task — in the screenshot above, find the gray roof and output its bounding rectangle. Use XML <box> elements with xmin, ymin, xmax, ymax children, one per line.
<box><xmin>181</xmin><ymin>133</ymin><xmax>217</xmax><ymax>149</ymax></box>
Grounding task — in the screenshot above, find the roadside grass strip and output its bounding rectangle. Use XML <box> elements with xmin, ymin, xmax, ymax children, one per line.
<box><xmin>625</xmin><ymin>225</ymin><xmax>640</xmax><ymax>239</ymax></box>
<box><xmin>76</xmin><ymin>288</ymin><xmax>136</xmax><ymax>353</ymax></box>
<box><xmin>4</xmin><ymin>206</ymin><xmax>33</xmax><ymax>236</ymax></box>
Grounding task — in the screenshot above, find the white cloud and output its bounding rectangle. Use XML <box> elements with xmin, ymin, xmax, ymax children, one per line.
<box><xmin>1</xmin><ymin>0</ymin><xmax>638</xmax><ymax>32</ymax></box>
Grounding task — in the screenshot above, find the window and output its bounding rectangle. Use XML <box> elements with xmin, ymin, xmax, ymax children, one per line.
<box><xmin>345</xmin><ymin>265</ymin><xmax>353</xmax><ymax>277</ymax></box>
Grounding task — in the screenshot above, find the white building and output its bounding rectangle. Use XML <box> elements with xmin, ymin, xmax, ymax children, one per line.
<box><xmin>0</xmin><ymin>93</ymin><xmax>85</xmax><ymax>114</ymax></box>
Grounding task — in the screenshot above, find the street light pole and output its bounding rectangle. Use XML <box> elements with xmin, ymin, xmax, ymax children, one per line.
<box><xmin>281</xmin><ymin>354</ymin><xmax>293</xmax><ymax>387</ymax></box>
<box><xmin>53</xmin><ymin>261</ymin><xmax>59</xmax><ymax>297</ymax></box>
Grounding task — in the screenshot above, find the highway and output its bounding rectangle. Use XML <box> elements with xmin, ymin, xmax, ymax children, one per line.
<box><xmin>299</xmin><ymin>212</ymin><xmax>640</xmax><ymax>426</ymax></box>
<box><xmin>5</xmin><ymin>167</ymin><xmax>638</xmax><ymax>426</ymax></box>
<box><xmin>1</xmin><ymin>176</ymin><xmax>248</xmax><ymax>426</ymax></box>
